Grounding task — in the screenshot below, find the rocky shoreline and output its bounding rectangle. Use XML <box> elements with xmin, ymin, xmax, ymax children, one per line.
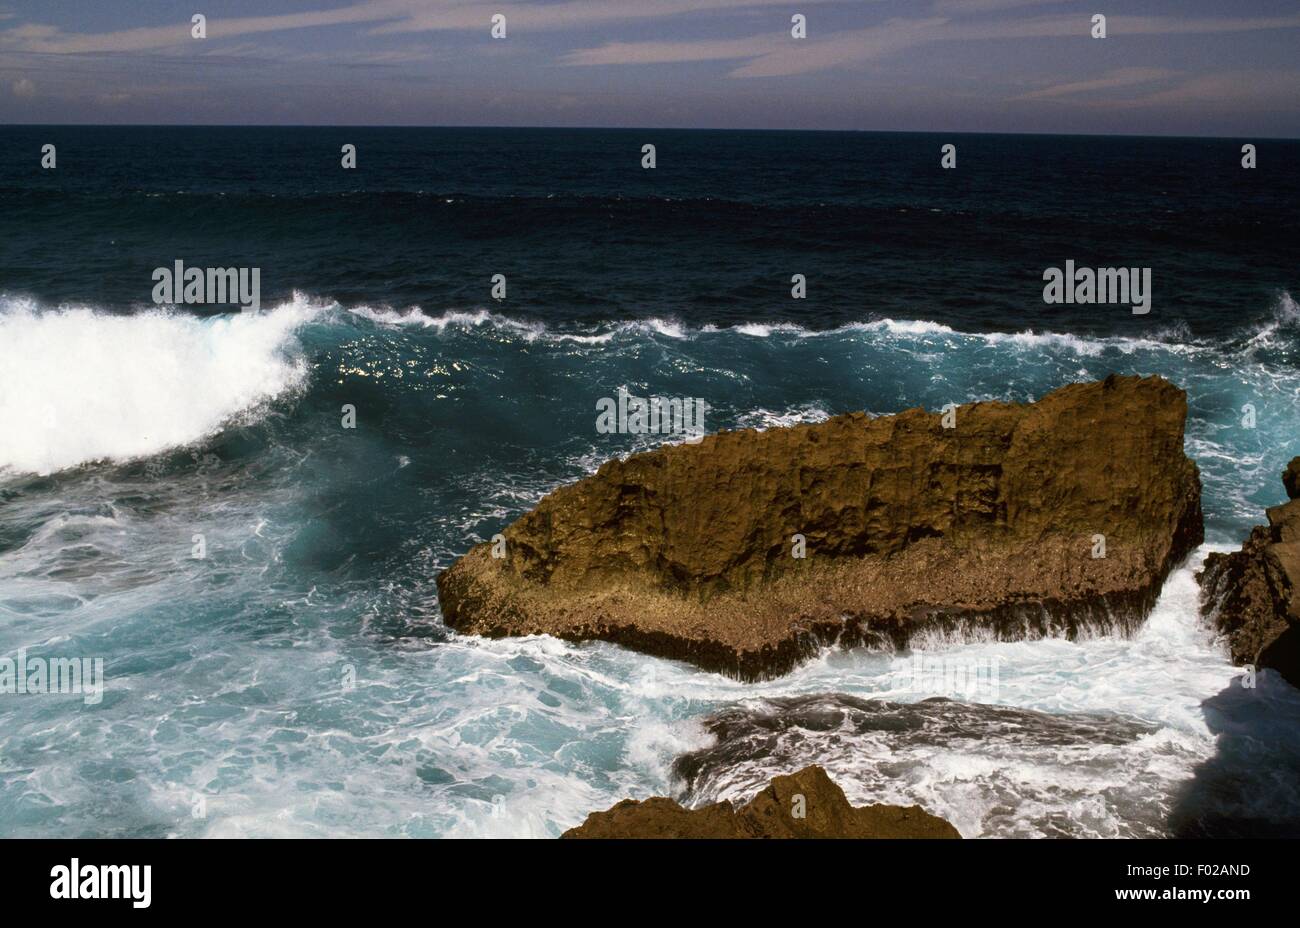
<box><xmin>561</xmin><ymin>765</ymin><xmax>960</xmax><ymax>839</ymax></box>
<box><xmin>1198</xmin><ymin>457</ymin><xmax>1300</xmax><ymax>687</ymax></box>
<box><xmin>433</xmin><ymin>374</ymin><xmax>1300</xmax><ymax>837</ymax></box>
<box><xmin>438</xmin><ymin>374</ymin><xmax>1203</xmax><ymax>680</ymax></box>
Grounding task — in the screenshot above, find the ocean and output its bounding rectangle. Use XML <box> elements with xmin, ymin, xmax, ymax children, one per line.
<box><xmin>1</xmin><ymin>126</ymin><xmax>1298</xmax><ymax>837</ymax></box>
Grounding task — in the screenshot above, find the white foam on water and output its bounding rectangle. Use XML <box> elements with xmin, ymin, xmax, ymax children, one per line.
<box><xmin>732</xmin><ymin>322</ymin><xmax>805</xmax><ymax>337</ymax></box>
<box><xmin>629</xmin><ymin>547</ymin><xmax>1300</xmax><ymax>838</ymax></box>
<box><xmin>3</xmin><ymin>292</ymin><xmax>1298</xmax><ymax>838</ymax></box>
<box><xmin>347</xmin><ymin>305</ymin><xmax>618</xmax><ymax>344</ymax></box>
<box><xmin>734</xmin><ymin>404</ymin><xmax>832</xmax><ymax>431</ymax></box>
<box><xmin>339</xmin><ymin>300</ymin><xmax>1239</xmax><ymax>362</ymax></box>
<box><xmin>1242</xmin><ymin>291</ymin><xmax>1300</xmax><ymax>351</ymax></box>
<box><xmin>0</xmin><ymin>297</ymin><xmax>316</xmax><ymax>475</ymax></box>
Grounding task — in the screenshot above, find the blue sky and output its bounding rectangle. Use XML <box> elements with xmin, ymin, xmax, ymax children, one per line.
<box><xmin>1</xmin><ymin>0</ymin><xmax>1298</xmax><ymax>134</ymax></box>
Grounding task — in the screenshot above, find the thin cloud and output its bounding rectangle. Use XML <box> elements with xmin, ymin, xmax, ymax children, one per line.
<box><xmin>729</xmin><ymin>17</ymin><xmax>948</xmax><ymax>77</ymax></box>
<box><xmin>739</xmin><ymin>12</ymin><xmax>1300</xmax><ymax>77</ymax></box>
<box><xmin>560</xmin><ymin>12</ymin><xmax>1300</xmax><ymax>78</ymax></box>
<box><xmin>563</xmin><ymin>36</ymin><xmax>777</xmax><ymax>67</ymax></box>
<box><xmin>1110</xmin><ymin>70</ymin><xmax>1300</xmax><ymax>110</ymax></box>
<box><xmin>0</xmin><ymin>0</ymin><xmax>859</xmax><ymax>54</ymax></box>
<box><xmin>371</xmin><ymin>0</ymin><xmax>854</xmax><ymax>35</ymax></box>
<box><xmin>931</xmin><ymin>0</ymin><xmax>1066</xmax><ymax>11</ymax></box>
<box><xmin>0</xmin><ymin>1</ymin><xmax>409</xmax><ymax>54</ymax></box>
<box><xmin>1015</xmin><ymin>67</ymin><xmax>1176</xmax><ymax>101</ymax></box>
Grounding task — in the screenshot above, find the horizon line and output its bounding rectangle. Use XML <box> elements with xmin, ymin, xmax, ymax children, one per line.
<box><xmin>2</xmin><ymin>123</ymin><xmax>1296</xmax><ymax>141</ymax></box>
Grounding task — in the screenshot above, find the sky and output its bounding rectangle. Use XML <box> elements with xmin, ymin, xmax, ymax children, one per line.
<box><xmin>0</xmin><ymin>0</ymin><xmax>1298</xmax><ymax>135</ymax></box>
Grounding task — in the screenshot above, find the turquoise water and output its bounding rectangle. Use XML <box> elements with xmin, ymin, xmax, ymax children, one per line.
<box><xmin>1</xmin><ymin>294</ymin><xmax>1298</xmax><ymax>837</ymax></box>
<box><xmin>2</xmin><ymin>127</ymin><xmax>1299</xmax><ymax>837</ymax></box>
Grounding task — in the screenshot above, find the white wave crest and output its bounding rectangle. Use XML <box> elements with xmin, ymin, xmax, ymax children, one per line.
<box><xmin>734</xmin><ymin>404</ymin><xmax>832</xmax><ymax>431</ymax></box>
<box><xmin>344</xmin><ymin>302</ymin><xmax>1214</xmax><ymax>358</ymax></box>
<box><xmin>0</xmin><ymin>298</ymin><xmax>313</xmax><ymax>475</ymax></box>
<box><xmin>347</xmin><ymin>306</ymin><xmax>617</xmax><ymax>344</ymax></box>
<box><xmin>1242</xmin><ymin>291</ymin><xmax>1300</xmax><ymax>351</ymax></box>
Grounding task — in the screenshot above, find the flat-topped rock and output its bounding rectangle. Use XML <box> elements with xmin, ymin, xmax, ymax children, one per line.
<box><xmin>561</xmin><ymin>765</ymin><xmax>959</xmax><ymax>839</ymax></box>
<box><xmin>438</xmin><ymin>375</ymin><xmax>1203</xmax><ymax>679</ymax></box>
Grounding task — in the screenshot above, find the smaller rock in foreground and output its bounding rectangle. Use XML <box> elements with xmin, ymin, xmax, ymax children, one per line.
<box><xmin>561</xmin><ymin>765</ymin><xmax>959</xmax><ymax>839</ymax></box>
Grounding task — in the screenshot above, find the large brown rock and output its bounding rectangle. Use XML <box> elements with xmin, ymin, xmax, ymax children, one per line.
<box><xmin>1198</xmin><ymin>457</ymin><xmax>1300</xmax><ymax>687</ymax></box>
<box><xmin>561</xmin><ymin>765</ymin><xmax>959</xmax><ymax>839</ymax></box>
<box><xmin>438</xmin><ymin>375</ymin><xmax>1203</xmax><ymax>679</ymax></box>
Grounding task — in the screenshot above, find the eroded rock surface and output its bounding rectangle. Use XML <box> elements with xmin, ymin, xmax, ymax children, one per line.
<box><xmin>1199</xmin><ymin>456</ymin><xmax>1300</xmax><ymax>687</ymax></box>
<box><xmin>438</xmin><ymin>375</ymin><xmax>1203</xmax><ymax>679</ymax></box>
<box><xmin>561</xmin><ymin>765</ymin><xmax>959</xmax><ymax>839</ymax></box>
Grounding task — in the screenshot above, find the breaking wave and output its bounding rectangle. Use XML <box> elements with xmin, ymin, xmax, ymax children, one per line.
<box><xmin>0</xmin><ymin>297</ymin><xmax>315</xmax><ymax>475</ymax></box>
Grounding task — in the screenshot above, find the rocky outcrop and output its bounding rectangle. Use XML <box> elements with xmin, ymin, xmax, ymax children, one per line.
<box><xmin>1285</xmin><ymin>457</ymin><xmax>1300</xmax><ymax>501</ymax></box>
<box><xmin>561</xmin><ymin>765</ymin><xmax>959</xmax><ymax>839</ymax></box>
<box><xmin>438</xmin><ymin>375</ymin><xmax>1203</xmax><ymax>679</ymax></box>
<box><xmin>1198</xmin><ymin>457</ymin><xmax>1300</xmax><ymax>687</ymax></box>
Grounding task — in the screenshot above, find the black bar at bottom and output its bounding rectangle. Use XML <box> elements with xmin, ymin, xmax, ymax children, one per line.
<box><xmin>0</xmin><ymin>837</ymin><xmax>1278</xmax><ymax>915</ymax></box>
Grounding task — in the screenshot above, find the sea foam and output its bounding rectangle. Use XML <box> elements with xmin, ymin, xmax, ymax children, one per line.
<box><xmin>0</xmin><ymin>298</ymin><xmax>312</xmax><ymax>475</ymax></box>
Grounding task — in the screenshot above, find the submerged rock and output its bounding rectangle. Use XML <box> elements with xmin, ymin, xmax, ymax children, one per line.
<box><xmin>561</xmin><ymin>765</ymin><xmax>959</xmax><ymax>839</ymax></box>
<box><xmin>438</xmin><ymin>375</ymin><xmax>1203</xmax><ymax>679</ymax></box>
<box><xmin>1198</xmin><ymin>457</ymin><xmax>1300</xmax><ymax>687</ymax></box>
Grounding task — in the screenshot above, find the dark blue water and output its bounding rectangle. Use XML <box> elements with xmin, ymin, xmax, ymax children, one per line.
<box><xmin>3</xmin><ymin>127</ymin><xmax>1297</xmax><ymax>333</ymax></box>
<box><xmin>1</xmin><ymin>127</ymin><xmax>1298</xmax><ymax>838</ymax></box>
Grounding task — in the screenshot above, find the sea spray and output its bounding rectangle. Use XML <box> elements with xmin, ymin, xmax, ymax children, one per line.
<box><xmin>0</xmin><ymin>299</ymin><xmax>312</xmax><ymax>474</ymax></box>
<box><xmin>1</xmin><ymin>296</ymin><xmax>1298</xmax><ymax>838</ymax></box>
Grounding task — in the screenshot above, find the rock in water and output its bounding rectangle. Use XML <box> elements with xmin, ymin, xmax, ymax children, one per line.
<box><xmin>1198</xmin><ymin>456</ymin><xmax>1300</xmax><ymax>687</ymax></box>
<box><xmin>1285</xmin><ymin>457</ymin><xmax>1300</xmax><ymax>502</ymax></box>
<box><xmin>438</xmin><ymin>375</ymin><xmax>1203</xmax><ymax>679</ymax></box>
<box><xmin>561</xmin><ymin>765</ymin><xmax>960</xmax><ymax>839</ymax></box>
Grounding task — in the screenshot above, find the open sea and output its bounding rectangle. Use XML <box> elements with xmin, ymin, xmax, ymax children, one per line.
<box><xmin>1</xmin><ymin>126</ymin><xmax>1299</xmax><ymax>837</ymax></box>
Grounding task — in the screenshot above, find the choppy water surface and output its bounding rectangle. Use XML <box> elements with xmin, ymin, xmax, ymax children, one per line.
<box><xmin>1</xmin><ymin>128</ymin><xmax>1298</xmax><ymax>837</ymax></box>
